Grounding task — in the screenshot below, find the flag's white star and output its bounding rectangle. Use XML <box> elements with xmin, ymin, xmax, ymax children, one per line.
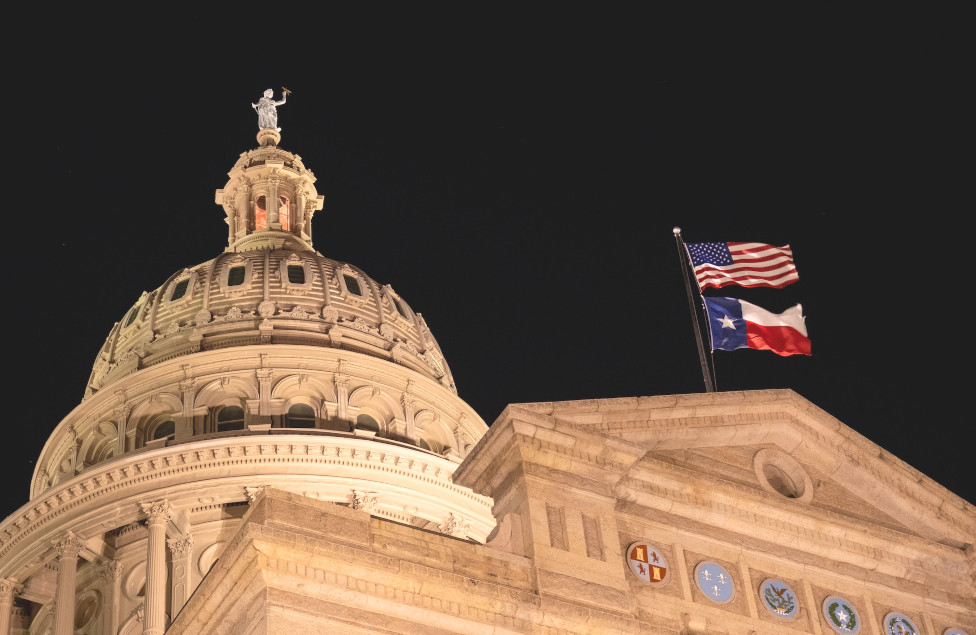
<box><xmin>719</xmin><ymin>314</ymin><xmax>736</xmax><ymax>329</ymax></box>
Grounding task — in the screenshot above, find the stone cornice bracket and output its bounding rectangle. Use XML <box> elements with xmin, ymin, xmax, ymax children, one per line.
<box><xmin>352</xmin><ymin>490</ymin><xmax>379</xmax><ymax>513</ymax></box>
<box><xmin>139</xmin><ymin>500</ymin><xmax>172</xmax><ymax>527</ymax></box>
<box><xmin>438</xmin><ymin>513</ymin><xmax>471</xmax><ymax>539</ymax></box>
<box><xmin>245</xmin><ymin>486</ymin><xmax>265</xmax><ymax>505</ymax></box>
<box><xmin>53</xmin><ymin>531</ymin><xmax>82</xmax><ymax>559</ymax></box>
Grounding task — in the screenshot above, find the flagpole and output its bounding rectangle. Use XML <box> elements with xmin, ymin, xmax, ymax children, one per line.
<box><xmin>673</xmin><ymin>227</ymin><xmax>715</xmax><ymax>392</ymax></box>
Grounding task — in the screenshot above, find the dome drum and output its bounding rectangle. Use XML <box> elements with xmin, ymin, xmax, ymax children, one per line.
<box><xmin>41</xmin><ymin>345</ymin><xmax>484</xmax><ymax>501</ymax></box>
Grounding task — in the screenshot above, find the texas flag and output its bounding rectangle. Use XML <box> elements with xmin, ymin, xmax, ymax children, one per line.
<box><xmin>704</xmin><ymin>297</ymin><xmax>811</xmax><ymax>356</ymax></box>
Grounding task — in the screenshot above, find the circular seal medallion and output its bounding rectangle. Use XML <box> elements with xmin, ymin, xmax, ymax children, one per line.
<box><xmin>694</xmin><ymin>561</ymin><xmax>735</xmax><ymax>603</ymax></box>
<box><xmin>759</xmin><ymin>579</ymin><xmax>799</xmax><ymax>619</ymax></box>
<box><xmin>883</xmin><ymin>613</ymin><xmax>919</xmax><ymax>635</ymax></box>
<box><xmin>625</xmin><ymin>541</ymin><xmax>669</xmax><ymax>586</ymax></box>
<box><xmin>944</xmin><ymin>629</ymin><xmax>971</xmax><ymax>635</ymax></box>
<box><xmin>822</xmin><ymin>596</ymin><xmax>861</xmax><ymax>634</ymax></box>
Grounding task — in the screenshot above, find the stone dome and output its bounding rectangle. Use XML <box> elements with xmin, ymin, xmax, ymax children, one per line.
<box><xmin>86</xmin><ymin>142</ymin><xmax>456</xmax><ymax>401</ymax></box>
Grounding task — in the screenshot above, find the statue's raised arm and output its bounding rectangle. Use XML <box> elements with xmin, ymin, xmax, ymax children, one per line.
<box><xmin>253</xmin><ymin>88</ymin><xmax>287</xmax><ymax>132</ymax></box>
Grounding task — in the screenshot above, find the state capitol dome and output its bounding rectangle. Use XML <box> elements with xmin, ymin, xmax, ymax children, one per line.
<box><xmin>1</xmin><ymin>110</ymin><xmax>494</xmax><ymax>635</ymax></box>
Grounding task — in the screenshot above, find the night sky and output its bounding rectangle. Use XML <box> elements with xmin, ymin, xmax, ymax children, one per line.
<box><xmin>3</xmin><ymin>13</ymin><xmax>971</xmax><ymax>521</ymax></box>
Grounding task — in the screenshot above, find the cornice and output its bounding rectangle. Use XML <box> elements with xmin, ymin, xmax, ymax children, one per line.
<box><xmin>2</xmin><ymin>435</ymin><xmax>495</xmax><ymax>581</ymax></box>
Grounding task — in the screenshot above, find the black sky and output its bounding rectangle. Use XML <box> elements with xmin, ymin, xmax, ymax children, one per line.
<box><xmin>2</xmin><ymin>12</ymin><xmax>972</xmax><ymax>520</ymax></box>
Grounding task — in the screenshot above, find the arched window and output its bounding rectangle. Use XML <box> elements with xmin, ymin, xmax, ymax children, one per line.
<box><xmin>278</xmin><ymin>195</ymin><xmax>290</xmax><ymax>230</ymax></box>
<box><xmin>355</xmin><ymin>414</ymin><xmax>379</xmax><ymax>434</ymax></box>
<box><xmin>255</xmin><ymin>195</ymin><xmax>268</xmax><ymax>230</ymax></box>
<box><xmin>286</xmin><ymin>404</ymin><xmax>316</xmax><ymax>428</ymax></box>
<box><xmin>216</xmin><ymin>406</ymin><xmax>245</xmax><ymax>432</ymax></box>
<box><xmin>152</xmin><ymin>420</ymin><xmax>176</xmax><ymax>440</ymax></box>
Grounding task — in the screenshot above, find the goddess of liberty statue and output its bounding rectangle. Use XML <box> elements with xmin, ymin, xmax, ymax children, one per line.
<box><xmin>252</xmin><ymin>88</ymin><xmax>288</xmax><ymax>131</ymax></box>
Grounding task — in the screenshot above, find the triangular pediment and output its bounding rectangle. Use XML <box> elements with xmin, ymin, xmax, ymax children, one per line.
<box><xmin>528</xmin><ymin>389</ymin><xmax>975</xmax><ymax>549</ymax></box>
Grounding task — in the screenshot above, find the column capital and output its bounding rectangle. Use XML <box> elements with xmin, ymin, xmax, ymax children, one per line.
<box><xmin>97</xmin><ymin>559</ymin><xmax>124</xmax><ymax>585</ymax></box>
<box><xmin>53</xmin><ymin>531</ymin><xmax>82</xmax><ymax>559</ymax></box>
<box><xmin>167</xmin><ymin>535</ymin><xmax>194</xmax><ymax>558</ymax></box>
<box><xmin>0</xmin><ymin>577</ymin><xmax>22</xmax><ymax>600</ymax></box>
<box><xmin>139</xmin><ymin>500</ymin><xmax>172</xmax><ymax>526</ymax></box>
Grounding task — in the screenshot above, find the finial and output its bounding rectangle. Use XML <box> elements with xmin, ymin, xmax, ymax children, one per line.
<box><xmin>673</xmin><ymin>226</ymin><xmax>682</xmax><ymax>235</ymax></box>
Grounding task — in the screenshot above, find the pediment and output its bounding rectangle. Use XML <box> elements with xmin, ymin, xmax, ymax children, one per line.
<box><xmin>539</xmin><ymin>389</ymin><xmax>975</xmax><ymax>549</ymax></box>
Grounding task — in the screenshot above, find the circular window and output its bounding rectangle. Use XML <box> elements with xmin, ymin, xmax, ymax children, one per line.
<box><xmin>74</xmin><ymin>590</ymin><xmax>101</xmax><ymax>630</ymax></box>
<box><xmin>123</xmin><ymin>561</ymin><xmax>146</xmax><ymax>601</ymax></box>
<box><xmin>197</xmin><ymin>541</ymin><xmax>226</xmax><ymax>577</ymax></box>
<box><xmin>754</xmin><ymin>448</ymin><xmax>814</xmax><ymax>503</ymax></box>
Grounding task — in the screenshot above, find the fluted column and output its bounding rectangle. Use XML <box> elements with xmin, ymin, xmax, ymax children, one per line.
<box><xmin>53</xmin><ymin>531</ymin><xmax>82</xmax><ymax>635</ymax></box>
<box><xmin>0</xmin><ymin>578</ymin><xmax>23</xmax><ymax>635</ymax></box>
<box><xmin>140</xmin><ymin>501</ymin><xmax>171</xmax><ymax>635</ymax></box>
<box><xmin>168</xmin><ymin>535</ymin><xmax>194</xmax><ymax>619</ymax></box>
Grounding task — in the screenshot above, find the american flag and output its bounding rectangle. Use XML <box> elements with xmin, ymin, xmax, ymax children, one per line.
<box><xmin>685</xmin><ymin>242</ymin><xmax>799</xmax><ymax>290</ymax></box>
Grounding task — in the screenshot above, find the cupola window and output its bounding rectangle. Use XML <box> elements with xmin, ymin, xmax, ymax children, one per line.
<box><xmin>255</xmin><ymin>195</ymin><xmax>268</xmax><ymax>230</ymax></box>
<box><xmin>216</xmin><ymin>406</ymin><xmax>245</xmax><ymax>432</ymax></box>
<box><xmin>170</xmin><ymin>279</ymin><xmax>189</xmax><ymax>301</ymax></box>
<box><xmin>278</xmin><ymin>195</ymin><xmax>290</xmax><ymax>231</ymax></box>
<box><xmin>125</xmin><ymin>305</ymin><xmax>142</xmax><ymax>327</ymax></box>
<box><xmin>286</xmin><ymin>404</ymin><xmax>316</xmax><ymax>428</ymax></box>
<box><xmin>227</xmin><ymin>266</ymin><xmax>246</xmax><ymax>286</ymax></box>
<box><xmin>392</xmin><ymin>296</ymin><xmax>407</xmax><ymax>317</ymax></box>
<box><xmin>287</xmin><ymin>265</ymin><xmax>305</xmax><ymax>284</ymax></box>
<box><xmin>343</xmin><ymin>274</ymin><xmax>362</xmax><ymax>295</ymax></box>
<box><xmin>383</xmin><ymin>285</ymin><xmax>414</xmax><ymax>323</ymax></box>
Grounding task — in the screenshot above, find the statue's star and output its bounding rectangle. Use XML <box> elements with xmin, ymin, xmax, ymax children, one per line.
<box><xmin>719</xmin><ymin>314</ymin><xmax>736</xmax><ymax>329</ymax></box>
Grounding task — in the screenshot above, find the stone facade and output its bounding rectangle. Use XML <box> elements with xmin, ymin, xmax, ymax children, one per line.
<box><xmin>165</xmin><ymin>390</ymin><xmax>976</xmax><ymax>634</ymax></box>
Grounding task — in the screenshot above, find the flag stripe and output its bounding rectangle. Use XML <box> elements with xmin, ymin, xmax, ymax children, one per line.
<box><xmin>686</xmin><ymin>241</ymin><xmax>799</xmax><ymax>290</ymax></box>
<box><xmin>746</xmin><ymin>323</ymin><xmax>812</xmax><ymax>356</ymax></box>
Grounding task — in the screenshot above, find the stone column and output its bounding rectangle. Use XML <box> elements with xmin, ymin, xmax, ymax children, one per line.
<box><xmin>335</xmin><ymin>373</ymin><xmax>350</xmax><ymax>426</ymax></box>
<box><xmin>0</xmin><ymin>578</ymin><xmax>23</xmax><ymax>635</ymax></box>
<box><xmin>97</xmin><ymin>560</ymin><xmax>123</xmax><ymax>635</ymax></box>
<box><xmin>53</xmin><ymin>531</ymin><xmax>82</xmax><ymax>635</ymax></box>
<box><xmin>168</xmin><ymin>535</ymin><xmax>194</xmax><ymax>619</ymax></box>
<box><xmin>140</xmin><ymin>501</ymin><xmax>172</xmax><ymax>635</ymax></box>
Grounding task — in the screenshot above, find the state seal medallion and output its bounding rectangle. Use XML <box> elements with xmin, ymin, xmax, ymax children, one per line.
<box><xmin>822</xmin><ymin>595</ymin><xmax>861</xmax><ymax>634</ymax></box>
<box><xmin>694</xmin><ymin>561</ymin><xmax>735</xmax><ymax>603</ymax></box>
<box><xmin>883</xmin><ymin>613</ymin><xmax>919</xmax><ymax>635</ymax></box>
<box><xmin>625</xmin><ymin>541</ymin><xmax>669</xmax><ymax>586</ymax></box>
<box><xmin>759</xmin><ymin>579</ymin><xmax>799</xmax><ymax>619</ymax></box>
